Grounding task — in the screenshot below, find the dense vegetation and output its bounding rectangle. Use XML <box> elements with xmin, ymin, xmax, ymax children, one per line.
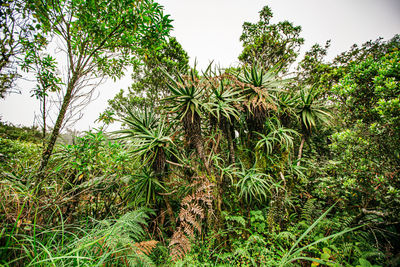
<box><xmin>1</xmin><ymin>1</ymin><xmax>399</xmax><ymax>266</ymax></box>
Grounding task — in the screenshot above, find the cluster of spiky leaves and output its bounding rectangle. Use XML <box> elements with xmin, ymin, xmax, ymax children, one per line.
<box><xmin>5</xmin><ymin>3</ymin><xmax>400</xmax><ymax>267</ymax></box>
<box><xmin>297</xmin><ymin>87</ymin><xmax>332</xmax><ymax>134</ymax></box>
<box><xmin>115</xmin><ymin>107</ymin><xmax>174</xmax><ymax>174</ymax></box>
<box><xmin>233</xmin><ymin>63</ymin><xmax>290</xmax><ymax>134</ymax></box>
<box><xmin>112</xmin><ymin>60</ymin><xmax>332</xmax><ymax>263</ymax></box>
<box><xmin>163</xmin><ymin>67</ymin><xmax>206</xmax><ymax>123</ymax></box>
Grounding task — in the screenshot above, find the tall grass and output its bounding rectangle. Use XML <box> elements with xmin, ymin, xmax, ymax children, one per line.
<box><xmin>1</xmin><ymin>201</ymin><xmax>156</xmax><ymax>266</ymax></box>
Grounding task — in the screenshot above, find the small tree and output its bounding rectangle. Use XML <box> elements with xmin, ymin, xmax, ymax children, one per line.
<box><xmin>23</xmin><ymin>0</ymin><xmax>172</xmax><ymax>174</ymax></box>
<box><xmin>296</xmin><ymin>88</ymin><xmax>332</xmax><ymax>166</ymax></box>
<box><xmin>102</xmin><ymin>37</ymin><xmax>189</xmax><ymax>121</ymax></box>
<box><xmin>0</xmin><ymin>0</ymin><xmax>43</xmax><ymax>97</ymax></box>
<box><xmin>239</xmin><ymin>5</ymin><xmax>304</xmax><ymax>71</ymax></box>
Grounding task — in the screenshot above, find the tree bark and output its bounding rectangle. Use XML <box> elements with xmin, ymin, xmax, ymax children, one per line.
<box><xmin>42</xmin><ymin>95</ymin><xmax>46</xmax><ymax>146</ymax></box>
<box><xmin>195</xmin><ymin>138</ymin><xmax>211</xmax><ymax>175</ymax></box>
<box><xmin>226</xmin><ymin>123</ymin><xmax>235</xmax><ymax>166</ymax></box>
<box><xmin>297</xmin><ymin>135</ymin><xmax>306</xmax><ymax>166</ymax></box>
<box><xmin>38</xmin><ymin>74</ymin><xmax>78</xmax><ymax>174</ymax></box>
<box><xmin>183</xmin><ymin>111</ymin><xmax>211</xmax><ymax>175</ymax></box>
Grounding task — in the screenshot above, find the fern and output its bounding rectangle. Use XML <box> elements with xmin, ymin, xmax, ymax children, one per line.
<box><xmin>300</xmin><ymin>198</ymin><xmax>316</xmax><ymax>224</ymax></box>
<box><xmin>169</xmin><ymin>176</ymin><xmax>214</xmax><ymax>261</ymax></box>
<box><xmin>81</xmin><ymin>208</ymin><xmax>156</xmax><ymax>266</ymax></box>
<box><xmin>134</xmin><ymin>240</ymin><xmax>159</xmax><ymax>255</ymax></box>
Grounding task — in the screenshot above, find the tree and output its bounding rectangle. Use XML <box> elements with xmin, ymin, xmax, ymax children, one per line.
<box><xmin>239</xmin><ymin>5</ymin><xmax>304</xmax><ymax>71</ymax></box>
<box><xmin>115</xmin><ymin>107</ymin><xmax>173</xmax><ymax>177</ymax></box>
<box><xmin>234</xmin><ymin>63</ymin><xmax>289</xmax><ymax>137</ymax></box>
<box><xmin>102</xmin><ymin>37</ymin><xmax>189</xmax><ymax>121</ymax></box>
<box><xmin>21</xmin><ymin>49</ymin><xmax>63</xmax><ymax>144</ymax></box>
<box><xmin>296</xmin><ymin>40</ymin><xmax>337</xmax><ymax>91</ymax></box>
<box><xmin>0</xmin><ymin>0</ymin><xmax>43</xmax><ymax>97</ymax></box>
<box><xmin>164</xmin><ymin>67</ymin><xmax>211</xmax><ymax>174</ymax></box>
<box><xmin>295</xmin><ymin>88</ymin><xmax>332</xmax><ymax>166</ymax></box>
<box><xmin>334</xmin><ymin>49</ymin><xmax>400</xmax><ymax>168</ymax></box>
<box><xmin>205</xmin><ymin>73</ymin><xmax>244</xmax><ymax>165</ymax></box>
<box><xmin>23</xmin><ymin>0</ymin><xmax>172</xmax><ymax>173</ymax></box>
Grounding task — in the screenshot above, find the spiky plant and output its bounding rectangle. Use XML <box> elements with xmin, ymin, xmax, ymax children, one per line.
<box><xmin>255</xmin><ymin>117</ymin><xmax>299</xmax><ymax>155</ymax></box>
<box><xmin>296</xmin><ymin>87</ymin><xmax>332</xmax><ymax>166</ymax></box>
<box><xmin>234</xmin><ymin>63</ymin><xmax>290</xmax><ymax>134</ymax></box>
<box><xmin>277</xmin><ymin>89</ymin><xmax>299</xmax><ymax>127</ymax></box>
<box><xmin>234</xmin><ymin>166</ymin><xmax>272</xmax><ymax>204</ymax></box>
<box><xmin>127</xmin><ymin>168</ymin><xmax>166</xmax><ymax>207</ymax></box>
<box><xmin>163</xmin><ymin>67</ymin><xmax>210</xmax><ymax>174</ymax></box>
<box><xmin>206</xmin><ymin>77</ymin><xmax>243</xmax><ymax>125</ymax></box>
<box><xmin>205</xmin><ymin>76</ymin><xmax>244</xmax><ymax>164</ymax></box>
<box><xmin>114</xmin><ymin>107</ymin><xmax>173</xmax><ymax>176</ymax></box>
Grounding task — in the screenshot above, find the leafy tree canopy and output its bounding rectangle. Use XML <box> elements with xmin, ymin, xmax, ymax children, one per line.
<box><xmin>239</xmin><ymin>6</ymin><xmax>304</xmax><ymax>71</ymax></box>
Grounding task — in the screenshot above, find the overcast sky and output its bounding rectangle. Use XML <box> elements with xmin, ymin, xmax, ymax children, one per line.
<box><xmin>1</xmin><ymin>0</ymin><xmax>399</xmax><ymax>131</ymax></box>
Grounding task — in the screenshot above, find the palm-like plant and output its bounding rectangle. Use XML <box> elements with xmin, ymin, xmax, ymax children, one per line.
<box><xmin>163</xmin><ymin>67</ymin><xmax>211</xmax><ymax>174</ymax></box>
<box><xmin>206</xmin><ymin>76</ymin><xmax>244</xmax><ymax>164</ymax></box>
<box><xmin>296</xmin><ymin>87</ymin><xmax>332</xmax><ymax>166</ymax></box>
<box><xmin>255</xmin><ymin>117</ymin><xmax>299</xmax><ymax>155</ymax></box>
<box><xmin>235</xmin><ymin>166</ymin><xmax>271</xmax><ymax>204</ymax></box>
<box><xmin>277</xmin><ymin>89</ymin><xmax>298</xmax><ymax>126</ymax></box>
<box><xmin>206</xmin><ymin>77</ymin><xmax>243</xmax><ymax>124</ymax></box>
<box><xmin>127</xmin><ymin>168</ymin><xmax>166</xmax><ymax>207</ymax></box>
<box><xmin>114</xmin><ymin>107</ymin><xmax>173</xmax><ymax>175</ymax></box>
<box><xmin>234</xmin><ymin>63</ymin><xmax>290</xmax><ymax>134</ymax></box>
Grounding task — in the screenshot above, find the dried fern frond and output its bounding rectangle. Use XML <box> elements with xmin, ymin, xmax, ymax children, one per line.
<box><xmin>169</xmin><ymin>230</ymin><xmax>191</xmax><ymax>261</ymax></box>
<box><xmin>169</xmin><ymin>176</ymin><xmax>215</xmax><ymax>261</ymax></box>
<box><xmin>134</xmin><ymin>240</ymin><xmax>158</xmax><ymax>255</ymax></box>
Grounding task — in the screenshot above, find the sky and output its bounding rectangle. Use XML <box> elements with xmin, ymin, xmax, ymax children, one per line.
<box><xmin>1</xmin><ymin>0</ymin><xmax>399</xmax><ymax>131</ymax></box>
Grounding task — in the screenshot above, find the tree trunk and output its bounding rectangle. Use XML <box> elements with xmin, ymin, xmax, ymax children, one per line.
<box><xmin>297</xmin><ymin>135</ymin><xmax>306</xmax><ymax>166</ymax></box>
<box><xmin>152</xmin><ymin>147</ymin><xmax>166</xmax><ymax>177</ymax></box>
<box><xmin>226</xmin><ymin>123</ymin><xmax>235</xmax><ymax>166</ymax></box>
<box><xmin>42</xmin><ymin>94</ymin><xmax>46</xmax><ymax>147</ymax></box>
<box><xmin>195</xmin><ymin>137</ymin><xmax>211</xmax><ymax>175</ymax></box>
<box><xmin>38</xmin><ymin>75</ymin><xmax>78</xmax><ymax>174</ymax></box>
<box><xmin>183</xmin><ymin>111</ymin><xmax>211</xmax><ymax>175</ymax></box>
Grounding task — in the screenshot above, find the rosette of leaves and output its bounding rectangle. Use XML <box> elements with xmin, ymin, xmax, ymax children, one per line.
<box><xmin>234</xmin><ymin>63</ymin><xmax>290</xmax><ymax>134</ymax></box>
<box><xmin>205</xmin><ymin>74</ymin><xmax>244</xmax><ymax>164</ymax></box>
<box><xmin>234</xmin><ymin>166</ymin><xmax>271</xmax><ymax>204</ymax></box>
<box><xmin>163</xmin><ymin>67</ymin><xmax>210</xmax><ymax>174</ymax></box>
<box><xmin>296</xmin><ymin>87</ymin><xmax>332</xmax><ymax>165</ymax></box>
<box><xmin>126</xmin><ymin>168</ymin><xmax>167</xmax><ymax>207</ymax></box>
<box><xmin>115</xmin><ymin>107</ymin><xmax>173</xmax><ymax>176</ymax></box>
<box><xmin>255</xmin><ymin>117</ymin><xmax>299</xmax><ymax>156</ymax></box>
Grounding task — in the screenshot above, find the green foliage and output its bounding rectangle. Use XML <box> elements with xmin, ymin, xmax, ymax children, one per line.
<box><xmin>55</xmin><ymin>130</ymin><xmax>132</xmax><ymax>178</ymax></box>
<box><xmin>0</xmin><ymin>121</ymin><xmax>42</xmax><ymax>143</ymax></box>
<box><xmin>103</xmin><ymin>37</ymin><xmax>190</xmax><ymax>121</ymax></box>
<box><xmin>205</xmin><ymin>75</ymin><xmax>244</xmax><ymax>124</ymax></box>
<box><xmin>234</xmin><ymin>62</ymin><xmax>289</xmax><ymax>134</ymax></box>
<box><xmin>0</xmin><ymin>0</ymin><xmax>44</xmax><ymax>97</ymax></box>
<box><xmin>235</xmin><ymin>166</ymin><xmax>271</xmax><ymax>204</ymax></box>
<box><xmin>114</xmin><ymin>107</ymin><xmax>174</xmax><ymax>173</ymax></box>
<box><xmin>1</xmin><ymin>208</ymin><xmax>156</xmax><ymax>266</ymax></box>
<box><xmin>279</xmin><ymin>203</ymin><xmax>361</xmax><ymax>267</ymax></box>
<box><xmin>127</xmin><ymin>168</ymin><xmax>166</xmax><ymax>207</ymax></box>
<box><xmin>0</xmin><ymin>137</ymin><xmax>41</xmax><ymax>175</ymax></box>
<box><xmin>298</xmin><ymin>87</ymin><xmax>332</xmax><ymax>134</ymax></box>
<box><xmin>1</xmin><ymin>3</ymin><xmax>399</xmax><ymax>266</ymax></box>
<box><xmin>26</xmin><ymin>0</ymin><xmax>173</xmax><ymax>69</ymax></box>
<box><xmin>239</xmin><ymin>6</ymin><xmax>304</xmax><ymax>71</ymax></box>
<box><xmin>256</xmin><ymin>117</ymin><xmax>299</xmax><ymax>155</ymax></box>
<box><xmin>326</xmin><ymin>49</ymin><xmax>400</xmax><ymax>226</ymax></box>
<box><xmin>164</xmin><ymin>67</ymin><xmax>207</xmax><ymax>122</ymax></box>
